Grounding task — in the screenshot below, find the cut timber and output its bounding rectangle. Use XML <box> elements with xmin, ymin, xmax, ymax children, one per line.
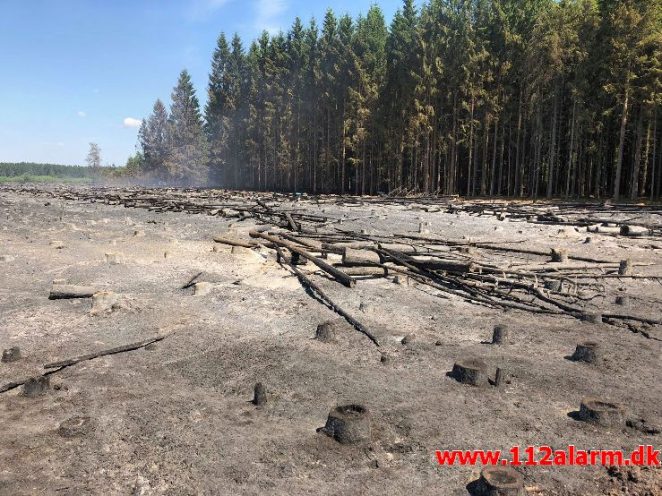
<box><xmin>212</xmin><ymin>235</ymin><xmax>257</xmax><ymax>249</ymax></box>
<box><xmin>342</xmin><ymin>248</ymin><xmax>381</xmax><ymax>266</ymax></box>
<box><xmin>335</xmin><ymin>265</ymin><xmax>387</xmax><ymax>277</ymax></box>
<box><xmin>579</xmin><ymin>397</ymin><xmax>626</xmax><ymax>428</ymax></box>
<box><xmin>49</xmin><ymin>284</ymin><xmax>95</xmax><ymax>300</ymax></box>
<box><xmin>451</xmin><ymin>358</ymin><xmax>488</xmax><ymax>386</ymax></box>
<box><xmin>250</xmin><ymin>230</ymin><xmax>355</xmax><ymax>288</ymax></box>
<box><xmin>321</xmin><ymin>404</ymin><xmax>371</xmax><ymax>445</ymax></box>
<box><xmin>620</xmin><ymin>225</ymin><xmax>649</xmax><ymax>237</ymax></box>
<box><xmin>476</xmin><ymin>466</ymin><xmax>524</xmax><ymax>495</ymax></box>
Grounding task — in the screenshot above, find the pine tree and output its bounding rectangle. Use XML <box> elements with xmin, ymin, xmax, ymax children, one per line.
<box><xmin>139</xmin><ymin>99</ymin><xmax>169</xmax><ymax>181</ymax></box>
<box><xmin>167</xmin><ymin>70</ymin><xmax>209</xmax><ymax>186</ymax></box>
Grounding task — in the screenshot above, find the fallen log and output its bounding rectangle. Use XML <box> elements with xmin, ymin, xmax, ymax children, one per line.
<box><xmin>49</xmin><ymin>284</ymin><xmax>95</xmax><ymax>300</ymax></box>
<box><xmin>44</xmin><ymin>335</ymin><xmax>166</xmax><ymax>369</ymax></box>
<box><xmin>273</xmin><ymin>246</ymin><xmax>379</xmax><ymax>346</ymax></box>
<box><xmin>212</xmin><ymin>235</ymin><xmax>258</xmax><ymax>248</ymax></box>
<box><xmin>342</xmin><ymin>248</ymin><xmax>381</xmax><ymax>266</ymax></box>
<box><xmin>249</xmin><ymin>230</ymin><xmax>355</xmax><ymax>288</ymax></box>
<box><xmin>335</xmin><ymin>265</ymin><xmax>388</xmax><ymax>277</ymax></box>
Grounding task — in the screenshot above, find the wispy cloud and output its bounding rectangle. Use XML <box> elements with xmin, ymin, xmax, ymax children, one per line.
<box><xmin>187</xmin><ymin>0</ymin><xmax>232</xmax><ymax>20</ymax></box>
<box><xmin>77</xmin><ymin>111</ymin><xmax>87</xmax><ymax>118</ymax></box>
<box><xmin>42</xmin><ymin>141</ymin><xmax>65</xmax><ymax>147</ymax></box>
<box><xmin>123</xmin><ymin>117</ymin><xmax>142</xmax><ymax>128</ymax></box>
<box><xmin>254</xmin><ymin>0</ymin><xmax>288</xmax><ymax>34</ymax></box>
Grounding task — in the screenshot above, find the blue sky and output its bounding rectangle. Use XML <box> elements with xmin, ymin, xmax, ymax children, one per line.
<box><xmin>0</xmin><ymin>0</ymin><xmax>404</xmax><ymax>166</ymax></box>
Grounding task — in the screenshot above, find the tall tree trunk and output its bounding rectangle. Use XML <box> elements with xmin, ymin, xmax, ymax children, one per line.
<box><xmin>613</xmin><ymin>85</ymin><xmax>629</xmax><ymax>201</ymax></box>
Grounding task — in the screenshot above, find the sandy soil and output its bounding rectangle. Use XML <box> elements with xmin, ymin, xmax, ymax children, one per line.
<box><xmin>0</xmin><ymin>188</ymin><xmax>660</xmax><ymax>495</ymax></box>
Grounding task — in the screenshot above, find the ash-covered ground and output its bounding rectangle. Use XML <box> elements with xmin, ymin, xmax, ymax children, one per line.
<box><xmin>0</xmin><ymin>188</ymin><xmax>660</xmax><ymax>495</ymax></box>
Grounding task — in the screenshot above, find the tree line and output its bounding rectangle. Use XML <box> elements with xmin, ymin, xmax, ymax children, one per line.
<box><xmin>133</xmin><ymin>0</ymin><xmax>662</xmax><ymax>200</ymax></box>
<box><xmin>0</xmin><ymin>162</ymin><xmax>94</xmax><ymax>179</ymax></box>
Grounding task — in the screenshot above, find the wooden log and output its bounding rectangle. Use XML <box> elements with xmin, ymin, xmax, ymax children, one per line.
<box><xmin>49</xmin><ymin>284</ymin><xmax>95</xmax><ymax>300</ymax></box>
<box><xmin>335</xmin><ymin>265</ymin><xmax>388</xmax><ymax>277</ymax></box>
<box><xmin>250</xmin><ymin>231</ymin><xmax>355</xmax><ymax>288</ymax></box>
<box><xmin>212</xmin><ymin>235</ymin><xmax>257</xmax><ymax>248</ymax></box>
<box><xmin>342</xmin><ymin>248</ymin><xmax>381</xmax><ymax>266</ymax></box>
<box><xmin>620</xmin><ymin>225</ymin><xmax>649</xmax><ymax>237</ymax></box>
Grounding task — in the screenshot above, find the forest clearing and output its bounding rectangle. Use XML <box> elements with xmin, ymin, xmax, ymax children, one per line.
<box><xmin>0</xmin><ymin>185</ymin><xmax>659</xmax><ymax>495</ymax></box>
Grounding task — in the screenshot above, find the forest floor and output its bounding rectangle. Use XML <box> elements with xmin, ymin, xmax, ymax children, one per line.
<box><xmin>0</xmin><ymin>186</ymin><xmax>660</xmax><ymax>496</ymax></box>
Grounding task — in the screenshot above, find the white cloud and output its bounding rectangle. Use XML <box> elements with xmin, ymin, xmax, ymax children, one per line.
<box><xmin>77</xmin><ymin>111</ymin><xmax>87</xmax><ymax>118</ymax></box>
<box><xmin>188</xmin><ymin>0</ymin><xmax>232</xmax><ymax>20</ymax></box>
<box><xmin>123</xmin><ymin>117</ymin><xmax>142</xmax><ymax>128</ymax></box>
<box><xmin>254</xmin><ymin>0</ymin><xmax>287</xmax><ymax>33</ymax></box>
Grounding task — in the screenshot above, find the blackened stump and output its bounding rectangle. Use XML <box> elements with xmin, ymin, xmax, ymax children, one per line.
<box><xmin>58</xmin><ymin>416</ymin><xmax>95</xmax><ymax>438</ymax></box>
<box><xmin>475</xmin><ymin>466</ymin><xmax>524</xmax><ymax>495</ymax></box>
<box><xmin>615</xmin><ymin>295</ymin><xmax>629</xmax><ymax>306</ymax></box>
<box><xmin>491</xmin><ymin>325</ymin><xmax>509</xmax><ymax>345</ymax></box>
<box><xmin>315</xmin><ymin>321</ymin><xmax>337</xmax><ymax>343</ymax></box>
<box><xmin>579</xmin><ymin>398</ymin><xmax>626</xmax><ymax>428</ymax></box>
<box><xmin>551</xmin><ymin>248</ymin><xmax>568</xmax><ymax>263</ymax></box>
<box><xmin>22</xmin><ymin>376</ymin><xmax>50</xmax><ymax>397</ymax></box>
<box><xmin>452</xmin><ymin>359</ymin><xmax>488</xmax><ymax>386</ymax></box>
<box><xmin>252</xmin><ymin>382</ymin><xmax>267</xmax><ymax>406</ymax></box>
<box><xmin>580</xmin><ymin>312</ymin><xmax>602</xmax><ymax>324</ymax></box>
<box><xmin>321</xmin><ymin>404</ymin><xmax>371</xmax><ymax>445</ymax></box>
<box><xmin>570</xmin><ymin>342</ymin><xmax>600</xmax><ymax>364</ymax></box>
<box><xmin>618</xmin><ymin>259</ymin><xmax>632</xmax><ymax>276</ymax></box>
<box><xmin>2</xmin><ymin>347</ymin><xmax>22</xmax><ymax>363</ymax></box>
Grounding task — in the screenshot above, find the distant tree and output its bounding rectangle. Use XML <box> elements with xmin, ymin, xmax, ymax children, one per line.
<box><xmin>139</xmin><ymin>99</ymin><xmax>170</xmax><ymax>181</ymax></box>
<box><xmin>166</xmin><ymin>70</ymin><xmax>209</xmax><ymax>185</ymax></box>
<box><xmin>86</xmin><ymin>143</ymin><xmax>102</xmax><ymax>170</ymax></box>
<box><xmin>125</xmin><ymin>152</ymin><xmax>144</xmax><ymax>177</ymax></box>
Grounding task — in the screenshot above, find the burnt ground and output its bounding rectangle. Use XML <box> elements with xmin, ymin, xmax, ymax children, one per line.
<box><xmin>0</xmin><ymin>187</ymin><xmax>660</xmax><ymax>495</ymax></box>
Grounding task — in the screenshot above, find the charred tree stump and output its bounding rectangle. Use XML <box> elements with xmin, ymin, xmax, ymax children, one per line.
<box><xmin>551</xmin><ymin>248</ymin><xmax>569</xmax><ymax>263</ymax></box>
<box><xmin>58</xmin><ymin>416</ymin><xmax>95</xmax><ymax>438</ymax></box>
<box><xmin>475</xmin><ymin>466</ymin><xmax>525</xmax><ymax>495</ymax></box>
<box><xmin>578</xmin><ymin>398</ymin><xmax>626</xmax><ymax>428</ymax></box>
<box><xmin>22</xmin><ymin>376</ymin><xmax>50</xmax><ymax>397</ymax></box>
<box><xmin>252</xmin><ymin>382</ymin><xmax>267</xmax><ymax>406</ymax></box>
<box><xmin>491</xmin><ymin>325</ymin><xmax>509</xmax><ymax>345</ymax></box>
<box><xmin>2</xmin><ymin>347</ymin><xmax>22</xmax><ymax>363</ymax></box>
<box><xmin>451</xmin><ymin>359</ymin><xmax>488</xmax><ymax>386</ymax></box>
<box><xmin>570</xmin><ymin>342</ymin><xmax>600</xmax><ymax>364</ymax></box>
<box><xmin>320</xmin><ymin>404</ymin><xmax>372</xmax><ymax>445</ymax></box>
<box><xmin>618</xmin><ymin>259</ymin><xmax>632</xmax><ymax>276</ymax></box>
<box><xmin>315</xmin><ymin>321</ymin><xmax>338</xmax><ymax>343</ymax></box>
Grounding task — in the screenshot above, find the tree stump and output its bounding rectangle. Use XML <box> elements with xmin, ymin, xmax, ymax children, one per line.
<box><xmin>618</xmin><ymin>259</ymin><xmax>632</xmax><ymax>276</ymax></box>
<box><xmin>321</xmin><ymin>404</ymin><xmax>371</xmax><ymax>445</ymax></box>
<box><xmin>579</xmin><ymin>398</ymin><xmax>626</xmax><ymax>428</ymax></box>
<box><xmin>315</xmin><ymin>321</ymin><xmax>337</xmax><ymax>343</ymax></box>
<box><xmin>550</xmin><ymin>248</ymin><xmax>568</xmax><ymax>263</ymax></box>
<box><xmin>475</xmin><ymin>466</ymin><xmax>524</xmax><ymax>495</ymax></box>
<box><xmin>615</xmin><ymin>295</ymin><xmax>628</xmax><ymax>306</ymax></box>
<box><xmin>58</xmin><ymin>416</ymin><xmax>95</xmax><ymax>438</ymax></box>
<box><xmin>544</xmin><ymin>280</ymin><xmax>562</xmax><ymax>292</ymax></box>
<box><xmin>580</xmin><ymin>312</ymin><xmax>602</xmax><ymax>324</ymax></box>
<box><xmin>570</xmin><ymin>342</ymin><xmax>600</xmax><ymax>364</ymax></box>
<box><xmin>491</xmin><ymin>325</ymin><xmax>509</xmax><ymax>345</ymax></box>
<box><xmin>22</xmin><ymin>376</ymin><xmax>50</xmax><ymax>397</ymax></box>
<box><xmin>252</xmin><ymin>382</ymin><xmax>267</xmax><ymax>406</ymax></box>
<box><xmin>451</xmin><ymin>358</ymin><xmax>488</xmax><ymax>386</ymax></box>
<box><xmin>1</xmin><ymin>347</ymin><xmax>22</xmax><ymax>363</ymax></box>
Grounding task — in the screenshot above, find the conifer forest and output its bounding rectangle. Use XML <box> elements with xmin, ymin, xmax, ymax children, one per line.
<box><xmin>135</xmin><ymin>0</ymin><xmax>662</xmax><ymax>200</ymax></box>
